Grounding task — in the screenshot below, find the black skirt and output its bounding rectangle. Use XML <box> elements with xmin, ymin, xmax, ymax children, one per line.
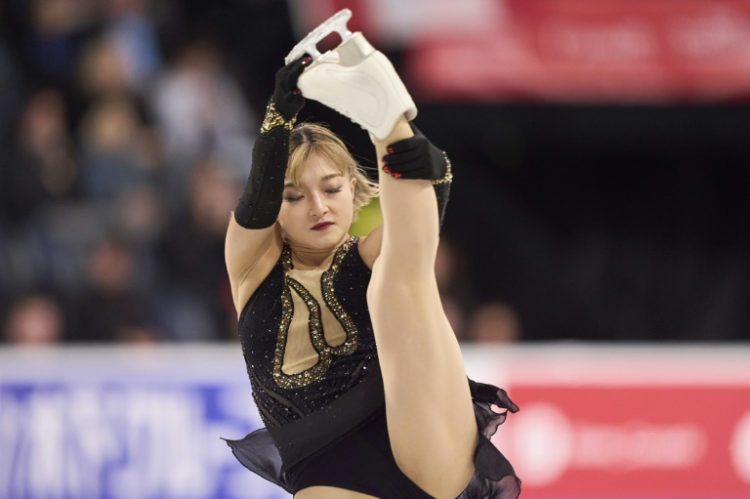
<box><xmin>225</xmin><ymin>370</ymin><xmax>521</xmax><ymax>498</ymax></box>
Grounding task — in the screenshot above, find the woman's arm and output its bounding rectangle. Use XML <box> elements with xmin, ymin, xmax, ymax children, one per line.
<box><xmin>225</xmin><ymin>58</ymin><xmax>308</xmax><ymax>314</ymax></box>
<box><xmin>358</xmin><ymin>124</ymin><xmax>453</xmax><ymax>269</ymax></box>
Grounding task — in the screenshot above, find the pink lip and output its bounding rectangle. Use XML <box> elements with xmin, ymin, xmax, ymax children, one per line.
<box><xmin>311</xmin><ymin>222</ymin><xmax>334</xmax><ymax>231</ymax></box>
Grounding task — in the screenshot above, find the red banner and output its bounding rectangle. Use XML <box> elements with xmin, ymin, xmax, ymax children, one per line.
<box><xmin>463</xmin><ymin>345</ymin><xmax>750</xmax><ymax>498</ymax></box>
<box><xmin>289</xmin><ymin>0</ymin><xmax>750</xmax><ymax>102</ymax></box>
<box><xmin>498</xmin><ymin>386</ymin><xmax>750</xmax><ymax>497</ymax></box>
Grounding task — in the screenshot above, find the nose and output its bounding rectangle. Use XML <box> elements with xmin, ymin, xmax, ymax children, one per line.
<box><xmin>308</xmin><ymin>193</ymin><xmax>328</xmax><ymax>218</ymax></box>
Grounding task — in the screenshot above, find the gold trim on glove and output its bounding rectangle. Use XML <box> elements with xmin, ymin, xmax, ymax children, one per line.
<box><xmin>432</xmin><ymin>152</ymin><xmax>453</xmax><ymax>186</ymax></box>
<box><xmin>260</xmin><ymin>101</ymin><xmax>297</xmax><ymax>134</ymax></box>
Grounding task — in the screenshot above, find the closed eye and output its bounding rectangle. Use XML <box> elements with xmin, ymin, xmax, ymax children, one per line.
<box><xmin>283</xmin><ymin>194</ymin><xmax>303</xmax><ymax>202</ymax></box>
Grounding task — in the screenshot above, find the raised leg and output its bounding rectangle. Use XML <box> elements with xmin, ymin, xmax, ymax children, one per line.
<box><xmin>295</xmin><ymin>486</ymin><xmax>376</xmax><ymax>499</ymax></box>
<box><xmin>367</xmin><ymin>119</ymin><xmax>477</xmax><ymax>498</ymax></box>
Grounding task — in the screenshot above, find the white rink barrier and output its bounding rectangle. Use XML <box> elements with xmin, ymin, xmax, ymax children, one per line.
<box><xmin>1</xmin><ymin>343</ymin><xmax>749</xmax><ymax>499</ymax></box>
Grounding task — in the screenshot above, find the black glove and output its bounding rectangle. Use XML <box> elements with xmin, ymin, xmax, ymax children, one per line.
<box><xmin>381</xmin><ymin>124</ymin><xmax>448</xmax><ymax>181</ymax></box>
<box><xmin>234</xmin><ymin>58</ymin><xmax>310</xmax><ymax>229</ymax></box>
<box><xmin>272</xmin><ymin>56</ymin><xmax>309</xmax><ymax>120</ymax></box>
<box><xmin>382</xmin><ymin>125</ymin><xmax>453</xmax><ymax>226</ymax></box>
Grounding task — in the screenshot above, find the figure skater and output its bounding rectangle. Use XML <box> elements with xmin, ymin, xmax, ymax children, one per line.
<box><xmin>225</xmin><ymin>23</ymin><xmax>520</xmax><ymax>499</ymax></box>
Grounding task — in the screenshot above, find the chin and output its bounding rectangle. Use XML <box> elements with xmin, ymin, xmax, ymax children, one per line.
<box><xmin>292</xmin><ymin>228</ymin><xmax>345</xmax><ymax>250</ymax></box>
<box><xmin>314</xmin><ymin>228</ymin><xmax>347</xmax><ymax>245</ymax></box>
<box><xmin>325</xmin><ymin>227</ymin><xmax>353</xmax><ymax>244</ymax></box>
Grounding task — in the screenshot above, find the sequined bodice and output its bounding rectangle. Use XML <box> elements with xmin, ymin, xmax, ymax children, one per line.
<box><xmin>238</xmin><ymin>236</ymin><xmax>379</xmax><ymax>428</ymax></box>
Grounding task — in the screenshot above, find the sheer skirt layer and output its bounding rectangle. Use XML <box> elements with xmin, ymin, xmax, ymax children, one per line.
<box><xmin>458</xmin><ymin>379</ymin><xmax>521</xmax><ymax>499</ymax></box>
<box><xmin>225</xmin><ymin>376</ymin><xmax>521</xmax><ymax>498</ymax></box>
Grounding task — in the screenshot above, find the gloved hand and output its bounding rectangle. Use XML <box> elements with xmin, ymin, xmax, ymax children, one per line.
<box><xmin>381</xmin><ymin>124</ymin><xmax>453</xmax><ymax>227</ymax></box>
<box><xmin>236</xmin><ymin>56</ymin><xmax>311</xmax><ymax>228</ymax></box>
<box><xmin>381</xmin><ymin>125</ymin><xmax>448</xmax><ymax>181</ymax></box>
<box><xmin>272</xmin><ymin>55</ymin><xmax>310</xmax><ymax>120</ymax></box>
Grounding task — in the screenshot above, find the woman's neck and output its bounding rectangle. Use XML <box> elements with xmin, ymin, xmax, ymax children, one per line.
<box><xmin>288</xmin><ymin>234</ymin><xmax>349</xmax><ymax>269</ymax></box>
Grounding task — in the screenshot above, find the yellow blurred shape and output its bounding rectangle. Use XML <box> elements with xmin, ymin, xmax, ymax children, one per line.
<box><xmin>350</xmin><ymin>197</ymin><xmax>382</xmax><ymax>236</ymax></box>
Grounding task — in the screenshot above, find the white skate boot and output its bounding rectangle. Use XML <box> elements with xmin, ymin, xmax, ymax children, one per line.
<box><xmin>285</xmin><ymin>9</ymin><xmax>417</xmax><ymax>140</ymax></box>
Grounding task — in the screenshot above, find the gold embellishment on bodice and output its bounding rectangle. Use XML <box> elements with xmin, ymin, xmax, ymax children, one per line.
<box><xmin>272</xmin><ymin>237</ymin><xmax>360</xmax><ymax>389</ymax></box>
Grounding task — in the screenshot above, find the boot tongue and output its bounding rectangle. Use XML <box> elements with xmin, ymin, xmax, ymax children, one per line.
<box><xmin>336</xmin><ymin>32</ymin><xmax>375</xmax><ymax>66</ymax></box>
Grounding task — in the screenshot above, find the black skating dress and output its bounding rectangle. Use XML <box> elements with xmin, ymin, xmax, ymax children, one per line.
<box><xmin>226</xmin><ymin>236</ymin><xmax>521</xmax><ymax>498</ymax></box>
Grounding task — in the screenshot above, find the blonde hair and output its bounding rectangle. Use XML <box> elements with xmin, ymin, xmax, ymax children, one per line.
<box><xmin>288</xmin><ymin>123</ymin><xmax>378</xmax><ymax>214</ymax></box>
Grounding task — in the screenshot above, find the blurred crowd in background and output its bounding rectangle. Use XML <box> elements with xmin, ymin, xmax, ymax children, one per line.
<box><xmin>3</xmin><ymin>0</ymin><xmax>750</xmax><ymax>346</ymax></box>
<box><xmin>0</xmin><ymin>0</ymin><xmax>520</xmax><ymax>345</ymax></box>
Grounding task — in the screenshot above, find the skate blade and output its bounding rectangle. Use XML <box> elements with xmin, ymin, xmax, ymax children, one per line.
<box><xmin>284</xmin><ymin>9</ymin><xmax>353</xmax><ymax>65</ymax></box>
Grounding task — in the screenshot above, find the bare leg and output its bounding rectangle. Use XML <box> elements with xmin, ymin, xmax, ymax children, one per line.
<box><xmin>295</xmin><ymin>486</ymin><xmax>376</xmax><ymax>499</ymax></box>
<box><xmin>367</xmin><ymin>119</ymin><xmax>477</xmax><ymax>497</ymax></box>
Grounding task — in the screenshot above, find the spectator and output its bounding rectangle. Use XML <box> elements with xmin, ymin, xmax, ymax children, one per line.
<box><xmin>24</xmin><ymin>0</ymin><xmax>103</xmax><ymax>87</ymax></box>
<box><xmin>2</xmin><ymin>293</ymin><xmax>65</xmax><ymax>344</ymax></box>
<box><xmin>70</xmin><ymin>235</ymin><xmax>157</xmax><ymax>342</ymax></box>
<box><xmin>78</xmin><ymin>95</ymin><xmax>153</xmax><ymax>202</ymax></box>
<box><xmin>435</xmin><ymin>237</ymin><xmax>478</xmax><ymax>341</ymax></box>
<box><xmin>154</xmin><ymin>156</ymin><xmax>238</xmax><ymax>341</ymax></box>
<box><xmin>77</xmin><ymin>35</ymin><xmax>132</xmax><ymax>98</ymax></box>
<box><xmin>150</xmin><ymin>40</ymin><xmax>254</xmax><ymax>182</ymax></box>
<box><xmin>104</xmin><ymin>0</ymin><xmax>162</xmax><ymax>92</ymax></box>
<box><xmin>467</xmin><ymin>302</ymin><xmax>521</xmax><ymax>343</ymax></box>
<box><xmin>2</xmin><ymin>89</ymin><xmax>78</xmax><ymax>228</ymax></box>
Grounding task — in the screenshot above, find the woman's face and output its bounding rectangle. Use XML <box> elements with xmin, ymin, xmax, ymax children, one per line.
<box><xmin>278</xmin><ymin>152</ymin><xmax>356</xmax><ymax>252</ymax></box>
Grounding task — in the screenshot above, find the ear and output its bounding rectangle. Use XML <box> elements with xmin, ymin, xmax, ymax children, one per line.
<box><xmin>350</xmin><ymin>176</ymin><xmax>357</xmax><ymax>191</ymax></box>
